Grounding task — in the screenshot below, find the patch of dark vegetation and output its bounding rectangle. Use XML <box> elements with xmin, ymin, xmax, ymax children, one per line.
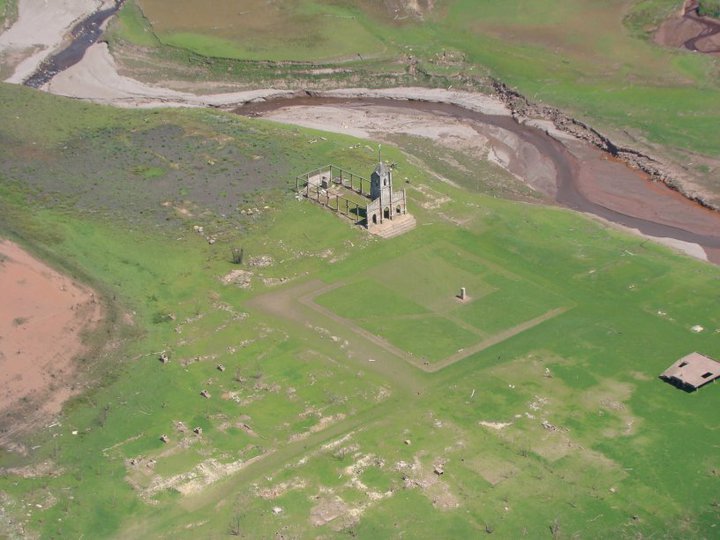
<box><xmin>151</xmin><ymin>311</ymin><xmax>174</xmax><ymax>324</ymax></box>
<box><xmin>699</xmin><ymin>0</ymin><xmax>720</xmax><ymax>18</ymax></box>
<box><xmin>0</xmin><ymin>0</ymin><xmax>18</xmax><ymax>30</ymax></box>
<box><xmin>0</xmin><ymin>112</ymin><xmax>290</xmax><ymax>229</ymax></box>
<box><xmin>624</xmin><ymin>0</ymin><xmax>680</xmax><ymax>37</ymax></box>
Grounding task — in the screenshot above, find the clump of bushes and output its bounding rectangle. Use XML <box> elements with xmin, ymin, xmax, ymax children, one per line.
<box><xmin>699</xmin><ymin>0</ymin><xmax>720</xmax><ymax>18</ymax></box>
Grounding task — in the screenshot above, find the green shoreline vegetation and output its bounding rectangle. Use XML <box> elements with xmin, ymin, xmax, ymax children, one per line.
<box><xmin>0</xmin><ymin>0</ymin><xmax>18</xmax><ymax>27</ymax></box>
<box><xmin>0</xmin><ymin>81</ymin><xmax>718</xmax><ymax>538</ymax></box>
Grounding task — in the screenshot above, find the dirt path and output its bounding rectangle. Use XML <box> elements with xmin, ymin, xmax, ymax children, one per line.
<box><xmin>247</xmin><ymin>280</ymin><xmax>427</xmax><ymax>390</ymax></box>
<box><xmin>0</xmin><ymin>239</ymin><xmax>103</xmax><ymax>442</ymax></box>
<box><xmin>253</xmin><ymin>279</ymin><xmax>570</xmax><ymax>375</ymax></box>
<box><xmin>428</xmin><ymin>307</ymin><xmax>570</xmax><ymax>373</ymax></box>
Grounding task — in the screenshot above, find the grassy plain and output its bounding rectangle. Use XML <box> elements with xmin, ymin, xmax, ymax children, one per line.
<box><xmin>133</xmin><ymin>0</ymin><xmax>389</xmax><ymax>62</ymax></box>
<box><xmin>0</xmin><ymin>83</ymin><xmax>719</xmax><ymax>538</ymax></box>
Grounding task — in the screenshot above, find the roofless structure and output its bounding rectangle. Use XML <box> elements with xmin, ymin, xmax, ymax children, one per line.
<box><xmin>296</xmin><ymin>162</ymin><xmax>415</xmax><ymax>238</ymax></box>
<box><xmin>660</xmin><ymin>352</ymin><xmax>720</xmax><ymax>391</ymax></box>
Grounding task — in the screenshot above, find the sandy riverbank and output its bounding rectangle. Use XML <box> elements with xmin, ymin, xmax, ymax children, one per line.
<box><xmin>0</xmin><ymin>0</ymin><xmax>112</xmax><ymax>83</ymax></box>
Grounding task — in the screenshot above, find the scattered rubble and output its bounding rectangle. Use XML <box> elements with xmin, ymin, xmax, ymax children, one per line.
<box><xmin>221</xmin><ymin>269</ymin><xmax>253</xmax><ymax>288</ymax></box>
<box><xmin>479</xmin><ymin>421</ymin><xmax>512</xmax><ymax>430</ymax></box>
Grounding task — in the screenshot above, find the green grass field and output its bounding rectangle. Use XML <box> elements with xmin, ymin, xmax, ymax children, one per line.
<box><xmin>0</xmin><ymin>83</ymin><xmax>719</xmax><ymax>538</ymax></box>
<box><xmin>130</xmin><ymin>0</ymin><xmax>390</xmax><ymax>62</ymax></box>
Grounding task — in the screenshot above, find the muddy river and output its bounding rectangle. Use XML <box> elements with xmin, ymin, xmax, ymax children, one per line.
<box><xmin>23</xmin><ymin>0</ymin><xmax>124</xmax><ymax>88</ymax></box>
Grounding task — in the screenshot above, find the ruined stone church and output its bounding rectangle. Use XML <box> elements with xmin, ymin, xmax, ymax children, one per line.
<box><xmin>366</xmin><ymin>161</ymin><xmax>409</xmax><ymax>228</ymax></box>
<box><xmin>296</xmin><ymin>161</ymin><xmax>415</xmax><ymax>238</ymax></box>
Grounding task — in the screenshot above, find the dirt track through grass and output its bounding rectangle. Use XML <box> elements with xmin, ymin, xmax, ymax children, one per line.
<box><xmin>248</xmin><ymin>280</ymin><xmax>428</xmax><ymax>392</ymax></box>
<box><xmin>290</xmin><ymin>279</ymin><xmax>573</xmax><ymax>373</ymax></box>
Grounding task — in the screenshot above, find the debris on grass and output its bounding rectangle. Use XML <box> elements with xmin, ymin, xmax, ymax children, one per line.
<box><xmin>248</xmin><ymin>255</ymin><xmax>273</xmax><ymax>268</ymax></box>
<box><xmin>221</xmin><ymin>269</ymin><xmax>253</xmax><ymax>288</ymax></box>
<box><xmin>479</xmin><ymin>421</ymin><xmax>512</xmax><ymax>430</ymax></box>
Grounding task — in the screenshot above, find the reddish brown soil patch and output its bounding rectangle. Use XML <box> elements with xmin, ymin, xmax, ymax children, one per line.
<box><xmin>655</xmin><ymin>0</ymin><xmax>720</xmax><ymax>55</ymax></box>
<box><xmin>0</xmin><ymin>239</ymin><xmax>103</xmax><ymax>441</ymax></box>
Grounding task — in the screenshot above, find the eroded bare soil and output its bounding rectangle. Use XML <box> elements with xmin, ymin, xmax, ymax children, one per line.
<box><xmin>0</xmin><ymin>240</ymin><xmax>103</xmax><ymax>445</ymax></box>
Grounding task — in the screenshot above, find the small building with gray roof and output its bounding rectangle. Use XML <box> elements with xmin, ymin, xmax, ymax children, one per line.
<box><xmin>660</xmin><ymin>352</ymin><xmax>720</xmax><ymax>391</ymax></box>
